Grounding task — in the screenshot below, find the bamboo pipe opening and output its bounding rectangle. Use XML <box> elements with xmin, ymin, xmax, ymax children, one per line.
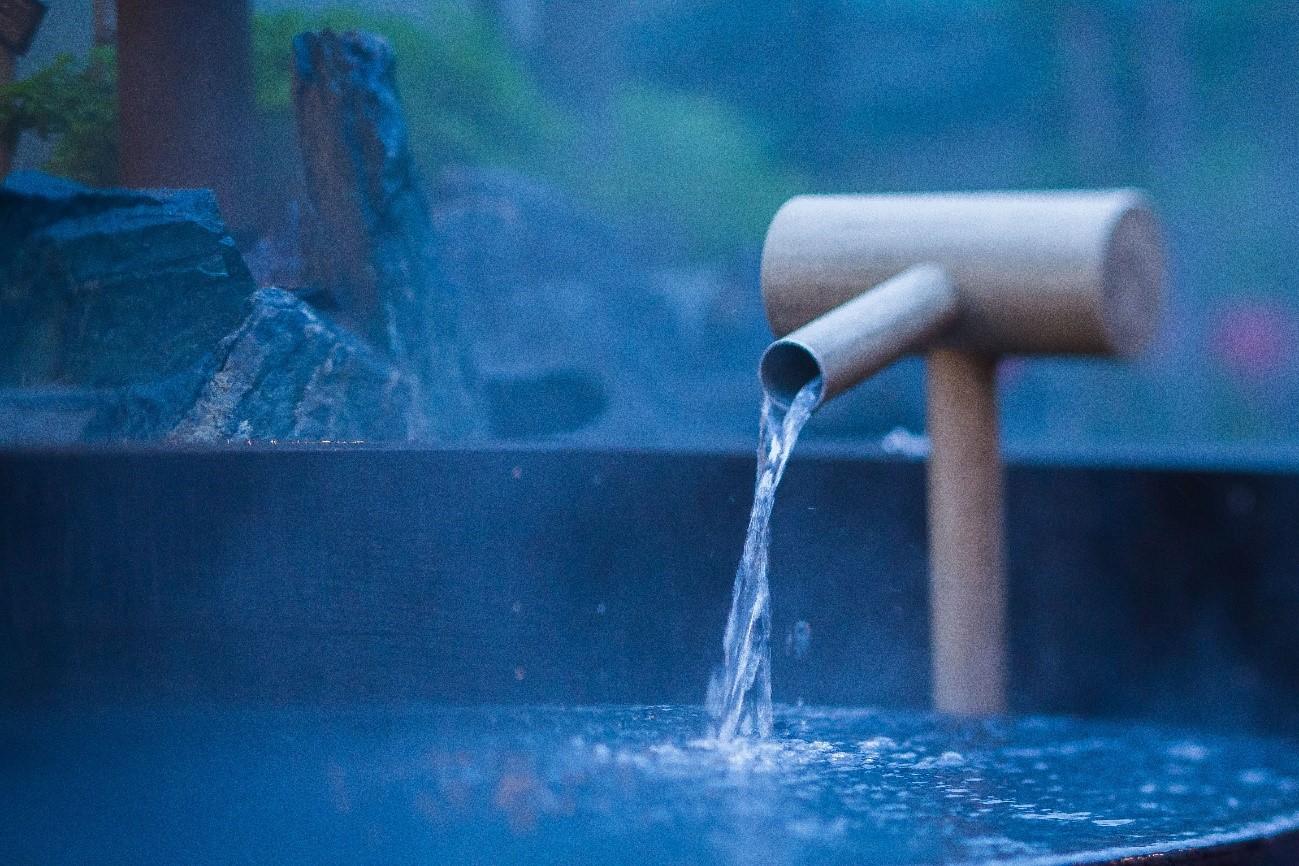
<box><xmin>760</xmin><ymin>341</ymin><xmax>825</xmax><ymax>408</ymax></box>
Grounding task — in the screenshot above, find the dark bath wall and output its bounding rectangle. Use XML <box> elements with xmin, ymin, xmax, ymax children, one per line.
<box><xmin>3</xmin><ymin>445</ymin><xmax>1299</xmax><ymax>737</ymax></box>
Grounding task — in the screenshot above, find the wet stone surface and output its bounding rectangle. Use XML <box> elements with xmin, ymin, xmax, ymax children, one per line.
<box><xmin>5</xmin><ymin>705</ymin><xmax>1299</xmax><ymax>864</ymax></box>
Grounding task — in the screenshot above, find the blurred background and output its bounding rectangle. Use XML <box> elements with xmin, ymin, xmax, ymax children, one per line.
<box><xmin>5</xmin><ymin>0</ymin><xmax>1298</xmax><ymax>452</ymax></box>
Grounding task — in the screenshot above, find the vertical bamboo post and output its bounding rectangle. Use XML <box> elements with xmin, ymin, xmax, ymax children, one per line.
<box><xmin>926</xmin><ymin>349</ymin><xmax>1006</xmax><ymax>715</ymax></box>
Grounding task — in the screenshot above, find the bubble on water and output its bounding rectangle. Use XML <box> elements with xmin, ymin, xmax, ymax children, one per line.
<box><xmin>880</xmin><ymin>426</ymin><xmax>930</xmax><ymax>457</ymax></box>
<box><xmin>914</xmin><ymin>751</ymin><xmax>965</xmax><ymax>769</ymax></box>
<box><xmin>1168</xmin><ymin>742</ymin><xmax>1209</xmax><ymax>762</ymax></box>
<box><xmin>786</xmin><ymin>816</ymin><xmax>848</xmax><ymax>839</ymax></box>
<box><xmin>857</xmin><ymin>736</ymin><xmax>899</xmax><ymax>753</ymax></box>
<box><xmin>615</xmin><ymin>749</ymin><xmax>650</xmax><ymax>769</ymax></box>
<box><xmin>963</xmin><ymin>836</ymin><xmax>1043</xmax><ymax>857</ymax></box>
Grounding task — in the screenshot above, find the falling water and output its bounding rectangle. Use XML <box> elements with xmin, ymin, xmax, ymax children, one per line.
<box><xmin>708</xmin><ymin>378</ymin><xmax>821</xmax><ymax>740</ymax></box>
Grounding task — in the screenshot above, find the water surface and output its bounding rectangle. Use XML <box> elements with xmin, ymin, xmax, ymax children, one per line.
<box><xmin>6</xmin><ymin>704</ymin><xmax>1299</xmax><ymax>865</ymax></box>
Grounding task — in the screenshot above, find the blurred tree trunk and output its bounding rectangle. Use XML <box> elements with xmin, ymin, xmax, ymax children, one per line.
<box><xmin>116</xmin><ymin>0</ymin><xmax>256</xmax><ymax>229</ymax></box>
<box><xmin>92</xmin><ymin>0</ymin><xmax>116</xmax><ymax>47</ymax></box>
<box><xmin>536</xmin><ymin>0</ymin><xmax>620</xmax><ymax>110</ymax></box>
<box><xmin>0</xmin><ymin>48</ymin><xmax>13</xmax><ymax>178</ymax></box>
<box><xmin>479</xmin><ymin>0</ymin><xmax>537</xmax><ymax>52</ymax></box>
<box><xmin>787</xmin><ymin>0</ymin><xmax>832</xmax><ymax>172</ymax></box>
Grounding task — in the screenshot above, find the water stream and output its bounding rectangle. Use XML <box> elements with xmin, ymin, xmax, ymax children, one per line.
<box><xmin>708</xmin><ymin>379</ymin><xmax>822</xmax><ymax>740</ymax></box>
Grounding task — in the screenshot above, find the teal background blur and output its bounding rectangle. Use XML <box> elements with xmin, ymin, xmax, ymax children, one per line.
<box><xmin>16</xmin><ymin>1</ymin><xmax>1299</xmax><ymax>450</ymax></box>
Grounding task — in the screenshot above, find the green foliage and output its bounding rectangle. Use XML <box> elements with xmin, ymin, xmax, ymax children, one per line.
<box><xmin>575</xmin><ymin>88</ymin><xmax>802</xmax><ymax>259</ymax></box>
<box><xmin>3</xmin><ymin>6</ymin><xmax>800</xmax><ymax>259</ymax></box>
<box><xmin>253</xmin><ymin>7</ymin><xmax>793</xmax><ymax>258</ymax></box>
<box><xmin>0</xmin><ymin>46</ymin><xmax>117</xmax><ymax>186</ymax></box>
<box><xmin>253</xmin><ymin>7</ymin><xmax>568</xmax><ymax>174</ymax></box>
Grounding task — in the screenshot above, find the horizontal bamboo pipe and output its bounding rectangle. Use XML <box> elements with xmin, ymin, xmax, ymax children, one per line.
<box><xmin>763</xmin><ymin>190</ymin><xmax>1163</xmax><ymax>358</ymax></box>
<box><xmin>760</xmin><ymin>264</ymin><xmax>957</xmax><ymax>407</ymax></box>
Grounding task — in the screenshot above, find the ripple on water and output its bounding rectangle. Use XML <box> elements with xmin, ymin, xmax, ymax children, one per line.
<box><xmin>8</xmin><ymin>704</ymin><xmax>1299</xmax><ymax>865</ymax></box>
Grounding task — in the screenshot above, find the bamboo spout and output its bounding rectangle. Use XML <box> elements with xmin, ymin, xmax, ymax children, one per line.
<box><xmin>759</xmin><ymin>190</ymin><xmax>1166</xmax><ymax>717</ymax></box>
<box><xmin>760</xmin><ymin>264</ymin><xmax>958</xmax><ymax>408</ymax></box>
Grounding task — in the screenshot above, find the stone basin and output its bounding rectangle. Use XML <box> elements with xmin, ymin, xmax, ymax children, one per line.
<box><xmin>4</xmin><ymin>445</ymin><xmax>1299</xmax><ymax>863</ymax></box>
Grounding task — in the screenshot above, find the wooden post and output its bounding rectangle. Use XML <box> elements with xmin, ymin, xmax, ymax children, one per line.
<box><xmin>92</xmin><ymin>0</ymin><xmax>116</xmax><ymax>47</ymax></box>
<box><xmin>0</xmin><ymin>0</ymin><xmax>49</xmax><ymax>179</ymax></box>
<box><xmin>117</xmin><ymin>0</ymin><xmax>255</xmax><ymax>227</ymax></box>
<box><xmin>0</xmin><ymin>47</ymin><xmax>13</xmax><ymax>178</ymax></box>
<box><xmin>926</xmin><ymin>350</ymin><xmax>1006</xmax><ymax>715</ymax></box>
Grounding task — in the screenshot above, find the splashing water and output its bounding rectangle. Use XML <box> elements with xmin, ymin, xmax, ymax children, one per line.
<box><xmin>708</xmin><ymin>379</ymin><xmax>821</xmax><ymax>740</ymax></box>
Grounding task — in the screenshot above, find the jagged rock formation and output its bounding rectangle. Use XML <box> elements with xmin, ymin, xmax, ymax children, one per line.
<box><xmin>173</xmin><ymin>288</ymin><xmax>413</xmax><ymax>442</ymax></box>
<box><xmin>0</xmin><ymin>173</ymin><xmax>413</xmax><ymax>443</ymax></box>
<box><xmin>292</xmin><ymin>29</ymin><xmax>478</xmax><ymax>439</ymax></box>
<box><xmin>0</xmin><ymin>171</ymin><xmax>252</xmax><ymax>389</ymax></box>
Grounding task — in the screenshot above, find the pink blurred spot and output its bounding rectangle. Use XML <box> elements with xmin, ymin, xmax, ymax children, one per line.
<box><xmin>1211</xmin><ymin>302</ymin><xmax>1292</xmax><ymax>379</ymax></box>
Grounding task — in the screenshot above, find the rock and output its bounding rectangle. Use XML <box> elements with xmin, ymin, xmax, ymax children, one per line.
<box><xmin>0</xmin><ymin>289</ymin><xmax>413</xmax><ymax>444</ymax></box>
<box><xmin>431</xmin><ymin>166</ymin><xmax>763</xmax><ymax>442</ymax></box>
<box><xmin>431</xmin><ymin>166</ymin><xmax>676</xmax><ymax>291</ymax></box>
<box><xmin>0</xmin><ymin>171</ymin><xmax>254</xmax><ymax>389</ymax></box>
<box><xmin>0</xmin><ymin>171</ymin><xmax>416</xmax><ymax>444</ymax></box>
<box><xmin>172</xmin><ymin>288</ymin><xmax>414</xmax><ymax>442</ymax></box>
<box><xmin>292</xmin><ymin>29</ymin><xmax>478</xmax><ymax>439</ymax></box>
<box><xmin>0</xmin><ymin>373</ymin><xmax>205</xmax><ymax>443</ymax></box>
<box><xmin>482</xmin><ymin>370</ymin><xmax>608</xmax><ymax>439</ymax></box>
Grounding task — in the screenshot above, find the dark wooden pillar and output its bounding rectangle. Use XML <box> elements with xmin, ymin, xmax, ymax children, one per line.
<box><xmin>116</xmin><ymin>0</ymin><xmax>255</xmax><ymax>228</ymax></box>
<box><xmin>0</xmin><ymin>0</ymin><xmax>49</xmax><ymax>179</ymax></box>
<box><xmin>92</xmin><ymin>0</ymin><xmax>116</xmax><ymax>47</ymax></box>
<box><xmin>0</xmin><ymin>49</ymin><xmax>13</xmax><ymax>177</ymax></box>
